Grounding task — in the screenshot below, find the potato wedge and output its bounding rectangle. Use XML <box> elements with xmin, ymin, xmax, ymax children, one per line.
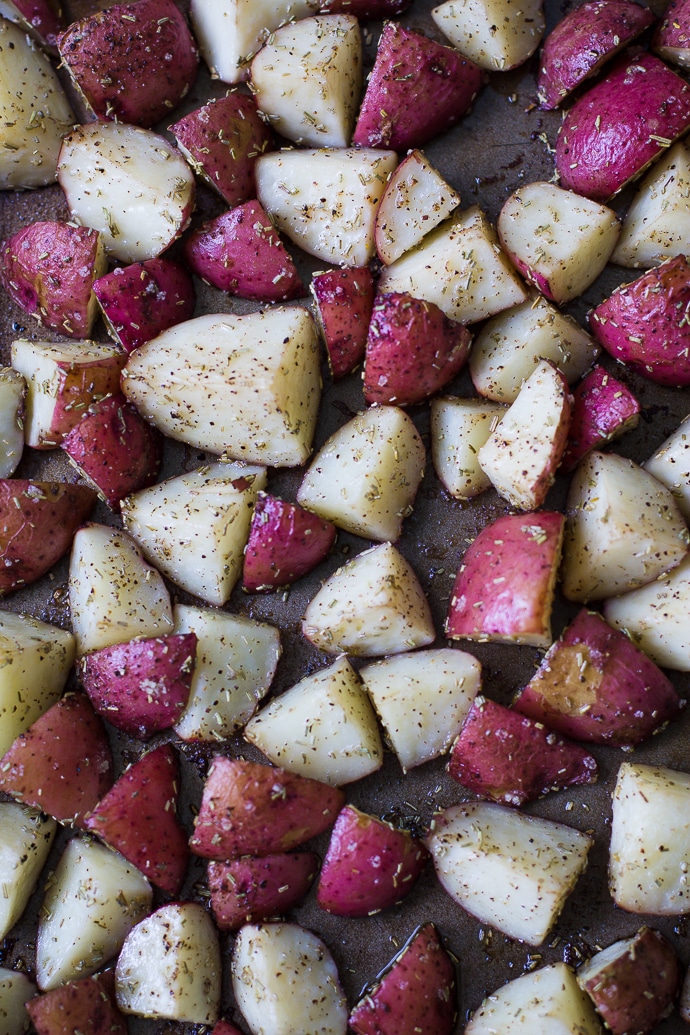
<box><xmin>310</xmin><ymin>266</ymin><xmax>375</xmax><ymax>379</ymax></box>
<box><xmin>466</xmin><ymin>962</ymin><xmax>601</xmax><ymax>1035</ymax></box>
<box><xmin>432</xmin><ymin>0</ymin><xmax>545</xmax><ymax>72</ymax></box>
<box><xmin>430</xmin><ymin>397</ymin><xmax>506</xmax><ymax>500</ymax></box>
<box><xmin>209</xmin><ymin>853</ymin><xmax>317</xmax><ymax>931</ymax></box>
<box><xmin>93</xmin><ymin>258</ymin><xmax>195</xmax><ymax>354</ymax></box>
<box><xmin>242</xmin><ymin>493</ymin><xmax>336</xmax><ymax>593</ymax></box>
<box><xmin>561</xmin><ymin>365</ymin><xmax>640</xmax><ymax>472</ymax></box>
<box><xmin>0</xmin><ymin>368</ymin><xmax>25</xmax><ymax>478</ymax></box>
<box><xmin>0</xmin><ymin>802</ymin><xmax>55</xmax><ymax>940</ymax></box>
<box><xmin>27</xmin><ymin>972</ymin><xmax>127</xmax><ymax>1035</ymax></box>
<box><xmin>644</xmin><ymin>412</ymin><xmax>690</xmax><ymax>520</ymax></box>
<box><xmin>0</xmin><ymin>968</ymin><xmax>36</xmax><ymax>1035</ymax></box>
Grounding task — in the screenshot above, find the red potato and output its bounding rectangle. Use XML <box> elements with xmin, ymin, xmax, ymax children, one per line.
<box><xmin>310</xmin><ymin>266</ymin><xmax>375</xmax><ymax>380</ymax></box>
<box><xmin>0</xmin><ymin>0</ymin><xmax>64</xmax><ymax>50</ymax></box>
<box><xmin>654</xmin><ymin>0</ymin><xmax>690</xmax><ymax>68</ymax></box>
<box><xmin>362</xmin><ymin>292</ymin><xmax>472</xmax><ymax>407</ymax></box>
<box><xmin>1</xmin><ymin>222</ymin><xmax>106</xmax><ymax>339</ymax></box>
<box><xmin>211</xmin><ymin>1023</ymin><xmax>244</xmax><ymax>1035</ymax></box>
<box><xmin>0</xmin><ymin>480</ymin><xmax>96</xmax><ymax>596</ymax></box>
<box><xmin>183</xmin><ymin>201</ymin><xmax>304</xmax><ymax>302</ymax></box>
<box><xmin>589</xmin><ymin>255</ymin><xmax>690</xmax><ymax>386</ymax></box>
<box><xmin>560</xmin><ymin>365</ymin><xmax>640</xmax><ymax>472</ymax></box>
<box><xmin>446</xmin><ymin>511</ymin><xmax>565</xmax><ymax>647</ymax></box>
<box><xmin>538</xmin><ymin>0</ymin><xmax>656</xmax><ymax>109</ymax></box>
<box><xmin>0</xmin><ymin>693</ymin><xmax>113</xmax><ymax>825</ymax></box>
<box><xmin>317</xmin><ymin>805</ymin><xmax>428</xmax><ymax>917</ymax></box>
<box><xmin>27</xmin><ymin>970</ymin><xmax>127</xmax><ymax>1035</ymax></box>
<box><xmin>78</xmin><ymin>632</ymin><xmax>197</xmax><ymax>739</ymax></box>
<box><xmin>57</xmin><ymin>0</ymin><xmax>198</xmax><ymax>128</ymax></box>
<box><xmin>242</xmin><ymin>493</ymin><xmax>336</xmax><ymax>593</ymax></box>
<box><xmin>189</xmin><ymin>756</ymin><xmax>345</xmax><ymax>860</ymax></box>
<box><xmin>352</xmin><ymin>22</ymin><xmax>485</xmax><ymax>151</ymax></box>
<box><xmin>208</xmin><ymin>853</ymin><xmax>317</xmax><ymax>931</ymax></box>
<box><xmin>349</xmin><ymin>923</ymin><xmax>457</xmax><ymax>1035</ymax></box>
<box><xmin>513</xmin><ymin>608</ymin><xmax>682</xmax><ymax>746</ymax></box>
<box><xmin>555</xmin><ymin>51</ymin><xmax>690</xmax><ymax>202</ymax></box>
<box><xmin>447</xmin><ymin>696</ymin><xmax>597</xmax><ymax>807</ymax></box>
<box><xmin>84</xmin><ymin>744</ymin><xmax>188</xmax><ymax>896</ymax></box>
<box><xmin>93</xmin><ymin>258</ymin><xmax>195</xmax><ymax>354</ymax></box>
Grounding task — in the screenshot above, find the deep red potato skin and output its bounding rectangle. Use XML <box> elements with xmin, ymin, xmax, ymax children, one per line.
<box><xmin>208</xmin><ymin>852</ymin><xmax>317</xmax><ymax>931</ymax></box>
<box><xmin>560</xmin><ymin>365</ymin><xmax>640</xmax><ymax>472</ymax></box>
<box><xmin>27</xmin><ymin>970</ymin><xmax>127</xmax><ymax>1035</ymax></box>
<box><xmin>93</xmin><ymin>258</ymin><xmax>195</xmax><ymax>354</ymax></box>
<box><xmin>654</xmin><ymin>0</ymin><xmax>690</xmax><ymax>58</ymax></box>
<box><xmin>311</xmin><ymin>267</ymin><xmax>375</xmax><ymax>380</ymax></box>
<box><xmin>243</xmin><ymin>493</ymin><xmax>336</xmax><ymax>593</ymax></box>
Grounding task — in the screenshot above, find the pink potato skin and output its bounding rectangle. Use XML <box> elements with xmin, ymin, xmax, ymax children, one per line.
<box><xmin>555</xmin><ymin>51</ymin><xmax>690</xmax><ymax>202</ymax></box>
<box><xmin>243</xmin><ymin>493</ymin><xmax>336</xmax><ymax>593</ymax></box>
<box><xmin>654</xmin><ymin>0</ymin><xmax>690</xmax><ymax>64</ymax></box>
<box><xmin>170</xmin><ymin>92</ymin><xmax>273</xmax><ymax>208</ymax></box>
<box><xmin>93</xmin><ymin>258</ymin><xmax>195</xmax><ymax>354</ymax></box>
<box><xmin>57</xmin><ymin>0</ymin><xmax>198</xmax><ymax>128</ymax></box>
<box><xmin>27</xmin><ymin>971</ymin><xmax>127</xmax><ymax>1035</ymax></box>
<box><xmin>538</xmin><ymin>0</ymin><xmax>656</xmax><ymax>109</ymax></box>
<box><xmin>78</xmin><ymin>632</ymin><xmax>197</xmax><ymax>739</ymax></box>
<box><xmin>184</xmin><ymin>200</ymin><xmax>304</xmax><ymax>302</ymax></box>
<box><xmin>513</xmin><ymin>608</ymin><xmax>682</xmax><ymax>746</ymax></box>
<box><xmin>447</xmin><ymin>696</ymin><xmax>597</xmax><ymax>807</ymax></box>
<box><xmin>0</xmin><ymin>480</ymin><xmax>96</xmax><ymax>595</ymax></box>
<box><xmin>311</xmin><ymin>266</ymin><xmax>375</xmax><ymax>379</ymax></box>
<box><xmin>589</xmin><ymin>255</ymin><xmax>690</xmax><ymax>386</ymax></box>
<box><xmin>32</xmin><ymin>350</ymin><xmax>127</xmax><ymax>450</ymax></box>
<box><xmin>0</xmin><ymin>693</ymin><xmax>113</xmax><ymax>825</ymax></box>
<box><xmin>4</xmin><ymin>0</ymin><xmax>64</xmax><ymax>49</ymax></box>
<box><xmin>211</xmin><ymin>1023</ymin><xmax>244</xmax><ymax>1035</ymax></box>
<box><xmin>208</xmin><ymin>852</ymin><xmax>317</xmax><ymax>930</ymax></box>
<box><xmin>189</xmin><ymin>756</ymin><xmax>345</xmax><ymax>860</ymax></box>
<box><xmin>317</xmin><ymin>805</ymin><xmax>429</xmax><ymax>917</ymax></box>
<box><xmin>560</xmin><ymin>365</ymin><xmax>640</xmax><ymax>472</ymax></box>
<box><xmin>352</xmin><ymin>22</ymin><xmax>485</xmax><ymax>151</ymax></box>
<box><xmin>349</xmin><ymin>923</ymin><xmax>457</xmax><ymax>1035</ymax></box>
<box><xmin>363</xmin><ymin>292</ymin><xmax>472</xmax><ymax>406</ymax></box>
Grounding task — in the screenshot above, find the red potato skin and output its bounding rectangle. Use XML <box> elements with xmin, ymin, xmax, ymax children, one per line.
<box><xmin>3</xmin><ymin>0</ymin><xmax>64</xmax><ymax>50</ymax></box>
<box><xmin>560</xmin><ymin>365</ymin><xmax>640</xmax><ymax>472</ymax></box>
<box><xmin>31</xmin><ymin>350</ymin><xmax>127</xmax><ymax>450</ymax></box>
<box><xmin>61</xmin><ymin>392</ymin><xmax>163</xmax><ymax>510</ymax></box>
<box><xmin>311</xmin><ymin>266</ymin><xmax>375</xmax><ymax>380</ymax></box>
<box><xmin>57</xmin><ymin>0</ymin><xmax>198</xmax><ymax>128</ymax></box>
<box><xmin>27</xmin><ymin>970</ymin><xmax>127</xmax><ymax>1035</ymax></box>
<box><xmin>189</xmin><ymin>756</ymin><xmax>345</xmax><ymax>860</ymax></box>
<box><xmin>84</xmin><ymin>743</ymin><xmax>188</xmax><ymax>896</ymax></box>
<box><xmin>363</xmin><ymin>292</ymin><xmax>472</xmax><ymax>406</ymax></box>
<box><xmin>352</xmin><ymin>22</ymin><xmax>485</xmax><ymax>151</ymax></box>
<box><xmin>93</xmin><ymin>258</ymin><xmax>196</xmax><ymax>354</ymax></box>
<box><xmin>0</xmin><ymin>222</ymin><xmax>103</xmax><ymax>339</ymax></box>
<box><xmin>349</xmin><ymin>923</ymin><xmax>457</xmax><ymax>1035</ymax></box>
<box><xmin>556</xmin><ymin>51</ymin><xmax>690</xmax><ymax>202</ymax></box>
<box><xmin>184</xmin><ymin>200</ymin><xmax>304</xmax><ymax>302</ymax></box>
<box><xmin>211</xmin><ymin>1023</ymin><xmax>244</xmax><ymax>1035</ymax></box>
<box><xmin>538</xmin><ymin>0</ymin><xmax>656</xmax><ymax>109</ymax></box>
<box><xmin>0</xmin><ymin>693</ymin><xmax>113</xmax><ymax>825</ymax></box>
<box><xmin>208</xmin><ymin>852</ymin><xmax>317</xmax><ymax>931</ymax></box>
<box><xmin>0</xmin><ymin>480</ymin><xmax>96</xmax><ymax>595</ymax></box>
<box><xmin>513</xmin><ymin>608</ymin><xmax>682</xmax><ymax>746</ymax></box>
<box><xmin>317</xmin><ymin>805</ymin><xmax>429</xmax><ymax>917</ymax></box>
<box><xmin>447</xmin><ymin>696</ymin><xmax>597</xmax><ymax>807</ymax></box>
<box><xmin>654</xmin><ymin>0</ymin><xmax>690</xmax><ymax>61</ymax></box>
<box><xmin>242</xmin><ymin>492</ymin><xmax>336</xmax><ymax>593</ymax></box>
<box><xmin>446</xmin><ymin>511</ymin><xmax>565</xmax><ymax>642</ymax></box>
<box><xmin>169</xmin><ymin>92</ymin><xmax>273</xmax><ymax>208</ymax></box>
<box><xmin>589</xmin><ymin>255</ymin><xmax>690</xmax><ymax>386</ymax></box>
<box><xmin>78</xmin><ymin>632</ymin><xmax>197</xmax><ymax>740</ymax></box>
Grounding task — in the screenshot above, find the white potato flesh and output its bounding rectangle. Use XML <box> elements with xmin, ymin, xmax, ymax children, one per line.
<box><xmin>497</xmin><ymin>182</ymin><xmax>620</xmax><ymax>304</ymax></box>
<box><xmin>644</xmin><ymin>413</ymin><xmax>690</xmax><ymax>521</ymax></box>
<box><xmin>561</xmin><ymin>451</ymin><xmax>689</xmax><ymax>603</ymax></box>
<box><xmin>469</xmin><ymin>294</ymin><xmax>599</xmax><ymax>402</ymax></box>
<box><xmin>604</xmin><ymin>553</ymin><xmax>690</xmax><ymax>671</ymax></box>
<box><xmin>375</xmin><ymin>149</ymin><xmax>461</xmax><ymax>265</ymax></box>
<box><xmin>122</xmin><ymin>308</ymin><xmax>321</xmax><ymax>466</ymax></box>
<box><xmin>256</xmin><ymin>147</ymin><xmax>397</xmax><ymax>267</ymax></box>
<box><xmin>122</xmin><ymin>462</ymin><xmax>266</xmax><ymax>606</ymax></box>
<box><xmin>191</xmin><ymin>0</ymin><xmax>317</xmax><ymax>83</ymax></box>
<box><xmin>57</xmin><ymin>122</ymin><xmax>195</xmax><ymax>263</ymax></box>
<box><xmin>232</xmin><ymin>923</ymin><xmax>347</xmax><ymax>1035</ymax></box>
<box><xmin>0</xmin><ymin>611</ymin><xmax>74</xmax><ymax>758</ymax></box>
<box><xmin>0</xmin><ymin>968</ymin><xmax>36</xmax><ymax>1035</ymax></box>
<box><xmin>360</xmin><ymin>648</ymin><xmax>481</xmax><ymax>771</ymax></box>
<box><xmin>612</xmin><ymin>141</ymin><xmax>690</xmax><ymax>267</ymax></box>
<box><xmin>465</xmin><ymin>962</ymin><xmax>602</xmax><ymax>1035</ymax></box>
<box><xmin>250</xmin><ymin>15</ymin><xmax>361</xmax><ymax>148</ymax></box>
<box><xmin>173</xmin><ymin>604</ymin><xmax>281</xmax><ymax>741</ymax></box>
<box><xmin>69</xmin><ymin>524</ymin><xmax>173</xmax><ymax>655</ymax></box>
<box><xmin>432</xmin><ymin>0</ymin><xmax>545</xmax><ymax>71</ymax></box>
<box><xmin>36</xmin><ymin>837</ymin><xmax>152</xmax><ymax>991</ymax></box>
<box><xmin>431</xmin><ymin>397</ymin><xmax>505</xmax><ymax>500</ymax></box>
<box><xmin>115</xmin><ymin>903</ymin><xmax>221</xmax><ymax>1023</ymax></box>
<box><xmin>245</xmin><ymin>655</ymin><xmax>383</xmax><ymax>786</ymax></box>
<box><xmin>0</xmin><ymin>368</ymin><xmax>25</xmax><ymax>478</ymax></box>
<box><xmin>302</xmin><ymin>542</ymin><xmax>435</xmax><ymax>657</ymax></box>
<box><xmin>0</xmin><ymin>18</ymin><xmax>74</xmax><ymax>189</ymax></box>
<box><xmin>609</xmin><ymin>762</ymin><xmax>690</xmax><ymax>915</ymax></box>
<box><xmin>0</xmin><ymin>803</ymin><xmax>55</xmax><ymax>940</ymax></box>
<box><xmin>378</xmin><ymin>206</ymin><xmax>528</xmax><ymax>324</ymax></box>
<box><xmin>425</xmin><ymin>802</ymin><xmax>592</xmax><ymax>946</ymax></box>
<box><xmin>296</xmin><ymin>405</ymin><xmax>425</xmax><ymax>541</ymax></box>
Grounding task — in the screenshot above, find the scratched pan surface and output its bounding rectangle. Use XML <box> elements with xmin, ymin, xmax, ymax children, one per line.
<box><xmin>1</xmin><ymin>0</ymin><xmax>690</xmax><ymax>1031</ymax></box>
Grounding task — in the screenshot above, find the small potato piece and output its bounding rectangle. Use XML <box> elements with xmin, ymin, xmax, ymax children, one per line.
<box><xmin>644</xmin><ymin>412</ymin><xmax>690</xmax><ymax>520</ymax></box>
<box><xmin>431</xmin><ymin>397</ymin><xmax>506</xmax><ymax>500</ymax></box>
<box><xmin>93</xmin><ymin>258</ymin><xmax>195</xmax><ymax>353</ymax></box>
<box><xmin>612</xmin><ymin>142</ymin><xmax>690</xmax><ymax>267</ymax></box>
<box><xmin>654</xmin><ymin>0</ymin><xmax>690</xmax><ymax>68</ymax></box>
<box><xmin>310</xmin><ymin>266</ymin><xmax>375</xmax><ymax>379</ymax></box>
<box><xmin>27</xmin><ymin>972</ymin><xmax>127</xmax><ymax>1035</ymax></box>
<box><xmin>0</xmin><ymin>803</ymin><xmax>55</xmax><ymax>940</ymax></box>
<box><xmin>0</xmin><ymin>968</ymin><xmax>36</xmax><ymax>1035</ymax></box>
<box><xmin>560</xmin><ymin>365</ymin><xmax>640</xmax><ymax>472</ymax></box>
<box><xmin>0</xmin><ymin>368</ymin><xmax>25</xmax><ymax>478</ymax></box>
<box><xmin>242</xmin><ymin>493</ymin><xmax>336</xmax><ymax>593</ymax></box>
<box><xmin>209</xmin><ymin>853</ymin><xmax>317</xmax><ymax>931</ymax></box>
<box><xmin>432</xmin><ymin>0</ymin><xmax>545</xmax><ymax>72</ymax></box>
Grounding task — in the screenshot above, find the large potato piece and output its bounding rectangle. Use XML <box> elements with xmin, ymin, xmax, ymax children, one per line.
<box><xmin>612</xmin><ymin>142</ymin><xmax>690</xmax><ymax>267</ymax></box>
<box><xmin>0</xmin><ymin>803</ymin><xmax>55</xmax><ymax>940</ymax></box>
<box><xmin>644</xmin><ymin>413</ymin><xmax>690</xmax><ymax>520</ymax></box>
<box><xmin>432</xmin><ymin>0</ymin><xmax>545</xmax><ymax>71</ymax></box>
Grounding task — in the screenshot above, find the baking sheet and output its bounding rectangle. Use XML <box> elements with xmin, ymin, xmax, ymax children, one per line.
<box><xmin>1</xmin><ymin>0</ymin><xmax>690</xmax><ymax>1031</ymax></box>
